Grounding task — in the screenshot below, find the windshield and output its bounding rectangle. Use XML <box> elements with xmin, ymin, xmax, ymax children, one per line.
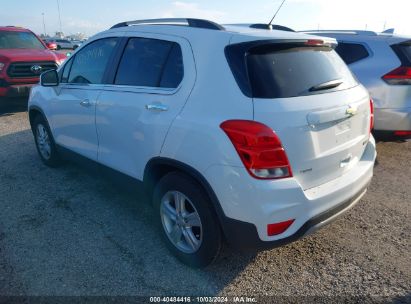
<box><xmin>0</xmin><ymin>31</ymin><xmax>45</xmax><ymax>50</ymax></box>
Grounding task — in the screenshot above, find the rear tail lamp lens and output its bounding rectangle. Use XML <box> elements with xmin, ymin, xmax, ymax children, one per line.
<box><xmin>220</xmin><ymin>120</ymin><xmax>292</xmax><ymax>179</ymax></box>
<box><xmin>369</xmin><ymin>98</ymin><xmax>374</xmax><ymax>134</ymax></box>
<box><xmin>382</xmin><ymin>66</ymin><xmax>411</xmax><ymax>85</ymax></box>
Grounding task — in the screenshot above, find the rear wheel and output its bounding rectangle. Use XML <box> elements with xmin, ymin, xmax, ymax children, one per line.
<box><xmin>153</xmin><ymin>172</ymin><xmax>222</xmax><ymax>268</ymax></box>
<box><xmin>33</xmin><ymin>115</ymin><xmax>61</xmax><ymax>167</ymax></box>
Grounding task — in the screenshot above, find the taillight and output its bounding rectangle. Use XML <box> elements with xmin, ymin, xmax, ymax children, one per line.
<box><xmin>369</xmin><ymin>98</ymin><xmax>374</xmax><ymax>134</ymax></box>
<box><xmin>382</xmin><ymin>66</ymin><xmax>411</xmax><ymax>85</ymax></box>
<box><xmin>220</xmin><ymin>120</ymin><xmax>292</xmax><ymax>179</ymax></box>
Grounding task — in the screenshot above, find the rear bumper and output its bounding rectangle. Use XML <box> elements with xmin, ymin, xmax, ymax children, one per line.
<box><xmin>373</xmin><ymin>130</ymin><xmax>411</xmax><ymax>141</ymax></box>
<box><xmin>206</xmin><ymin>137</ymin><xmax>376</xmax><ymax>249</ymax></box>
<box><xmin>374</xmin><ymin>107</ymin><xmax>411</xmax><ymax>132</ymax></box>
<box><xmin>220</xmin><ymin>185</ymin><xmax>368</xmax><ymax>250</ymax></box>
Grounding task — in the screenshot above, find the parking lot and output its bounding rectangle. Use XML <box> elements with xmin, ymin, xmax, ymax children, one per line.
<box><xmin>0</xmin><ymin>101</ymin><xmax>410</xmax><ymax>301</ymax></box>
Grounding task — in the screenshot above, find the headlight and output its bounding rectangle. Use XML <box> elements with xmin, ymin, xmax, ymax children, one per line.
<box><xmin>56</xmin><ymin>59</ymin><xmax>65</xmax><ymax>66</ymax></box>
<box><xmin>0</xmin><ymin>63</ymin><xmax>4</xmax><ymax>72</ymax></box>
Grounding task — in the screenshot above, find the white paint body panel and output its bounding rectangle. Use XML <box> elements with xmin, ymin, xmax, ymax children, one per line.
<box><xmin>204</xmin><ymin>137</ymin><xmax>375</xmax><ymax>241</ymax></box>
<box><xmin>253</xmin><ymin>85</ymin><xmax>371</xmax><ymax>190</ymax></box>
<box><xmin>28</xmin><ymin>23</ymin><xmax>376</xmax><ymax>244</ymax></box>
<box><xmin>50</xmin><ymin>84</ymin><xmax>102</xmax><ymax>160</ymax></box>
<box><xmin>95</xmin><ymin>34</ymin><xmax>196</xmax><ymax>179</ymax></box>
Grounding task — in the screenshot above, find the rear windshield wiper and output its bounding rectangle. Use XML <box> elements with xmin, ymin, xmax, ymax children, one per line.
<box><xmin>309</xmin><ymin>79</ymin><xmax>344</xmax><ymax>92</ymax></box>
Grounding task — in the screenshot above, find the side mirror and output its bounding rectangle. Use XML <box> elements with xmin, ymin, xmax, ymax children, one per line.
<box><xmin>40</xmin><ymin>69</ymin><xmax>59</xmax><ymax>87</ymax></box>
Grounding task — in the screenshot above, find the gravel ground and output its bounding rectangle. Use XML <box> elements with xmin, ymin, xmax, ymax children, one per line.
<box><xmin>0</xmin><ymin>101</ymin><xmax>410</xmax><ymax>302</ymax></box>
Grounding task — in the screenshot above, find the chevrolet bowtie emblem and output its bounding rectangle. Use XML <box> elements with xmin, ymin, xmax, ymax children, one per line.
<box><xmin>346</xmin><ymin>106</ymin><xmax>358</xmax><ymax>116</ymax></box>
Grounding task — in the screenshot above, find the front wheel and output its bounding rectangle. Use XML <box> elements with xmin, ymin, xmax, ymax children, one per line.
<box><xmin>153</xmin><ymin>172</ymin><xmax>222</xmax><ymax>268</ymax></box>
<box><xmin>33</xmin><ymin>115</ymin><xmax>61</xmax><ymax>167</ymax></box>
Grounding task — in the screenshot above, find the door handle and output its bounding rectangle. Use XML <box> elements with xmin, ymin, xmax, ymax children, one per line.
<box><xmin>145</xmin><ymin>104</ymin><xmax>168</xmax><ymax>112</ymax></box>
<box><xmin>80</xmin><ymin>99</ymin><xmax>91</xmax><ymax>107</ymax></box>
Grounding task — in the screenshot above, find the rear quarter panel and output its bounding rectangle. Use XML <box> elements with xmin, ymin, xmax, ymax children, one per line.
<box><xmin>160</xmin><ymin>32</ymin><xmax>253</xmax><ymax>174</ymax></box>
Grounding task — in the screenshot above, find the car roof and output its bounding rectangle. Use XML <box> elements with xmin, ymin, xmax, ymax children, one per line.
<box><xmin>99</xmin><ymin>21</ymin><xmax>335</xmax><ymax>46</ymax></box>
<box><xmin>0</xmin><ymin>26</ymin><xmax>31</xmax><ymax>32</ymax></box>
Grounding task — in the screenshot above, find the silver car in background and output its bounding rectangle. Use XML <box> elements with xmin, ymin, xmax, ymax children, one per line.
<box><xmin>303</xmin><ymin>30</ymin><xmax>411</xmax><ymax>140</ymax></box>
<box><xmin>49</xmin><ymin>39</ymin><xmax>74</xmax><ymax>50</ymax></box>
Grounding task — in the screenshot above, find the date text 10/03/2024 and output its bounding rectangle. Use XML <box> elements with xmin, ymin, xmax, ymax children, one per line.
<box><xmin>149</xmin><ymin>296</ymin><xmax>257</xmax><ymax>303</ymax></box>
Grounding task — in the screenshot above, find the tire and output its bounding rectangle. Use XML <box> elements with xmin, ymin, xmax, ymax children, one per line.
<box><xmin>153</xmin><ymin>172</ymin><xmax>222</xmax><ymax>268</ymax></box>
<box><xmin>33</xmin><ymin>115</ymin><xmax>61</xmax><ymax>167</ymax></box>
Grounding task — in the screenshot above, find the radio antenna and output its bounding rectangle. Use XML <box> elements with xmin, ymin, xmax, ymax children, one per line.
<box><xmin>268</xmin><ymin>0</ymin><xmax>287</xmax><ymax>29</ymax></box>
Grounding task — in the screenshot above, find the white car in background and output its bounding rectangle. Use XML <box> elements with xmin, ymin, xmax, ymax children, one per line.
<box><xmin>304</xmin><ymin>29</ymin><xmax>411</xmax><ymax>141</ymax></box>
<box><xmin>28</xmin><ymin>18</ymin><xmax>376</xmax><ymax>267</ymax></box>
<box><xmin>52</xmin><ymin>39</ymin><xmax>74</xmax><ymax>50</ymax></box>
<box><xmin>71</xmin><ymin>40</ymin><xmax>83</xmax><ymax>50</ymax></box>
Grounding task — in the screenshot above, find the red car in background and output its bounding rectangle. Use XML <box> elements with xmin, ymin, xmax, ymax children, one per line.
<box><xmin>0</xmin><ymin>26</ymin><xmax>66</xmax><ymax>97</ymax></box>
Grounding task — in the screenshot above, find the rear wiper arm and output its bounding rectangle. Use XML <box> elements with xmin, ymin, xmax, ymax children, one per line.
<box><xmin>309</xmin><ymin>79</ymin><xmax>344</xmax><ymax>92</ymax></box>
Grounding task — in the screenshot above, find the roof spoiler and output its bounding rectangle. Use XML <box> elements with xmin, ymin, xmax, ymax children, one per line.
<box><xmin>249</xmin><ymin>24</ymin><xmax>294</xmax><ymax>32</ymax></box>
<box><xmin>382</xmin><ymin>28</ymin><xmax>395</xmax><ymax>34</ymax></box>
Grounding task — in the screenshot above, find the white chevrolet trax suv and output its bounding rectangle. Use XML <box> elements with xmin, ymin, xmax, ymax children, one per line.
<box><xmin>28</xmin><ymin>19</ymin><xmax>376</xmax><ymax>267</ymax></box>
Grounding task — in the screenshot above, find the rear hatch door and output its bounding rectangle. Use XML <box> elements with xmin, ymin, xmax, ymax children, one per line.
<box><xmin>227</xmin><ymin>39</ymin><xmax>371</xmax><ymax>190</ymax></box>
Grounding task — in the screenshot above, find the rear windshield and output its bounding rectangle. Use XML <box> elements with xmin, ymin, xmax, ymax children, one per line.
<box><xmin>246</xmin><ymin>45</ymin><xmax>358</xmax><ymax>98</ymax></box>
<box><xmin>392</xmin><ymin>42</ymin><xmax>411</xmax><ymax>65</ymax></box>
<box><xmin>0</xmin><ymin>31</ymin><xmax>45</xmax><ymax>50</ymax></box>
<box><xmin>247</xmin><ymin>47</ymin><xmax>357</xmax><ymax>98</ymax></box>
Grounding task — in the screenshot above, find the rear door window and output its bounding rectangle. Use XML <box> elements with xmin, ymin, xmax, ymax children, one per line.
<box><xmin>247</xmin><ymin>45</ymin><xmax>358</xmax><ymax>98</ymax></box>
<box><xmin>115</xmin><ymin>37</ymin><xmax>183</xmax><ymax>88</ymax></box>
<box><xmin>160</xmin><ymin>44</ymin><xmax>184</xmax><ymax>88</ymax></box>
<box><xmin>335</xmin><ymin>42</ymin><xmax>370</xmax><ymax>64</ymax></box>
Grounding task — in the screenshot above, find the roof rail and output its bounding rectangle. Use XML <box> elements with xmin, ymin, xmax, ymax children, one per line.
<box><xmin>302</xmin><ymin>30</ymin><xmax>378</xmax><ymax>36</ymax></box>
<box><xmin>249</xmin><ymin>23</ymin><xmax>294</xmax><ymax>32</ymax></box>
<box><xmin>110</xmin><ymin>18</ymin><xmax>225</xmax><ymax>31</ymax></box>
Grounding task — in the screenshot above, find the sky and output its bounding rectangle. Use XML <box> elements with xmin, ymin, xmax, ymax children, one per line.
<box><xmin>1</xmin><ymin>0</ymin><xmax>410</xmax><ymax>37</ymax></box>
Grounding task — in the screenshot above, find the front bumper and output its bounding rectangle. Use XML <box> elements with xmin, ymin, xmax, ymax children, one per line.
<box><xmin>0</xmin><ymin>83</ymin><xmax>35</xmax><ymax>97</ymax></box>
<box><xmin>0</xmin><ymin>76</ymin><xmax>39</xmax><ymax>97</ymax></box>
<box><xmin>205</xmin><ymin>137</ymin><xmax>376</xmax><ymax>249</ymax></box>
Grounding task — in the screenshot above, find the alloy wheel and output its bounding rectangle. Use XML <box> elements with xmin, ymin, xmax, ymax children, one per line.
<box><xmin>160</xmin><ymin>191</ymin><xmax>203</xmax><ymax>254</ymax></box>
